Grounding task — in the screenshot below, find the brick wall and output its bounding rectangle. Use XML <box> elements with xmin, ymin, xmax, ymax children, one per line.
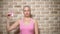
<box><xmin>0</xmin><ymin>0</ymin><xmax>60</xmax><ymax>34</ymax></box>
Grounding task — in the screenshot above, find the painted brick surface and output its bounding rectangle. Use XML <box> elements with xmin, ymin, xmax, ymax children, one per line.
<box><xmin>0</xmin><ymin>0</ymin><xmax>60</xmax><ymax>34</ymax></box>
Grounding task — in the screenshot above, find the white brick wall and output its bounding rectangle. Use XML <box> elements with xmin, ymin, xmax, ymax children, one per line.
<box><xmin>0</xmin><ymin>0</ymin><xmax>60</xmax><ymax>34</ymax></box>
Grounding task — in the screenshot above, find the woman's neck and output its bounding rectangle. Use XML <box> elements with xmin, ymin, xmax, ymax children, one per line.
<box><xmin>24</xmin><ymin>17</ymin><xmax>31</xmax><ymax>20</ymax></box>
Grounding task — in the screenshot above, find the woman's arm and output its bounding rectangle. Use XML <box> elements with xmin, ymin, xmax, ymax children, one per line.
<box><xmin>7</xmin><ymin>19</ymin><xmax>20</xmax><ymax>31</ymax></box>
<box><xmin>34</xmin><ymin>20</ymin><xmax>39</xmax><ymax>34</ymax></box>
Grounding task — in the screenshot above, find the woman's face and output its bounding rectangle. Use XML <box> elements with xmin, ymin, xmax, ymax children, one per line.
<box><xmin>23</xmin><ymin>7</ymin><xmax>31</xmax><ymax>17</ymax></box>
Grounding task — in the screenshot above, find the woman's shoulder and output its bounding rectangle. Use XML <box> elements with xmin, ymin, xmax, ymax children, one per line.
<box><xmin>17</xmin><ymin>18</ymin><xmax>23</xmax><ymax>21</ymax></box>
<box><xmin>16</xmin><ymin>18</ymin><xmax>23</xmax><ymax>23</ymax></box>
<box><xmin>32</xmin><ymin>18</ymin><xmax>38</xmax><ymax>26</ymax></box>
<box><xmin>16</xmin><ymin>18</ymin><xmax>23</xmax><ymax>24</ymax></box>
<box><xmin>31</xmin><ymin>18</ymin><xmax>38</xmax><ymax>23</ymax></box>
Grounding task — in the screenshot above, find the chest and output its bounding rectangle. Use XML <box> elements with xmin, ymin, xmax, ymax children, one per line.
<box><xmin>20</xmin><ymin>20</ymin><xmax>34</xmax><ymax>30</ymax></box>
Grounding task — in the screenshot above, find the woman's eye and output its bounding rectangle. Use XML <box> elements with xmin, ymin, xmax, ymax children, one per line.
<box><xmin>24</xmin><ymin>10</ymin><xmax>26</xmax><ymax>11</ymax></box>
<box><xmin>24</xmin><ymin>10</ymin><xmax>30</xmax><ymax>11</ymax></box>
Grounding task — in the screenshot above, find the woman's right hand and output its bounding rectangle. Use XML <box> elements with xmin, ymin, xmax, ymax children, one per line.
<box><xmin>6</xmin><ymin>13</ymin><xmax>13</xmax><ymax>20</ymax></box>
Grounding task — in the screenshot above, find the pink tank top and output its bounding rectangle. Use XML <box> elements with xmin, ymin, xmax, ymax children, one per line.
<box><xmin>19</xmin><ymin>18</ymin><xmax>35</xmax><ymax>34</ymax></box>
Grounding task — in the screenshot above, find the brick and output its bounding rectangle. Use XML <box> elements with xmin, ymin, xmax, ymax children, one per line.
<box><xmin>14</xmin><ymin>5</ymin><xmax>21</xmax><ymax>8</ymax></box>
<box><xmin>54</xmin><ymin>8</ymin><xmax>60</xmax><ymax>11</ymax></box>
<box><xmin>54</xmin><ymin>1</ymin><xmax>60</xmax><ymax>4</ymax></box>
<box><xmin>14</xmin><ymin>0</ymin><xmax>22</xmax><ymax>1</ymax></box>
<box><xmin>0</xmin><ymin>31</ymin><xmax>3</xmax><ymax>34</ymax></box>
<box><xmin>0</xmin><ymin>0</ymin><xmax>3</xmax><ymax>1</ymax></box>
<box><xmin>50</xmin><ymin>0</ymin><xmax>60</xmax><ymax>1</ymax></box>
<box><xmin>33</xmin><ymin>0</ymin><xmax>40</xmax><ymax>1</ymax></box>
<box><xmin>27</xmin><ymin>2</ymin><xmax>35</xmax><ymax>5</ymax></box>
<box><xmin>41</xmin><ymin>0</ymin><xmax>50</xmax><ymax>1</ymax></box>
<box><xmin>41</xmin><ymin>11</ymin><xmax>49</xmax><ymax>14</ymax></box>
<box><xmin>23</xmin><ymin>0</ymin><xmax>31</xmax><ymax>1</ymax></box>
<box><xmin>1</xmin><ymin>0</ymin><xmax>60</xmax><ymax>34</ymax></box>
<box><xmin>51</xmin><ymin>11</ymin><xmax>58</xmax><ymax>14</ymax></box>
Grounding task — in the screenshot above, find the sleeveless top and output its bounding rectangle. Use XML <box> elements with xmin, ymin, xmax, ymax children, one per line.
<box><xmin>19</xmin><ymin>18</ymin><xmax>35</xmax><ymax>34</ymax></box>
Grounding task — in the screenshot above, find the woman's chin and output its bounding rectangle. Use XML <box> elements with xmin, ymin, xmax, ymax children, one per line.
<box><xmin>25</xmin><ymin>16</ymin><xmax>30</xmax><ymax>17</ymax></box>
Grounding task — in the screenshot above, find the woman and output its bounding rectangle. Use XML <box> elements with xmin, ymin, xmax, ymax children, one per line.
<box><xmin>7</xmin><ymin>6</ymin><xmax>38</xmax><ymax>34</ymax></box>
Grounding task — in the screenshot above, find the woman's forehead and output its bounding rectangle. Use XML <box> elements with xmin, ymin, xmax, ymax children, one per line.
<box><xmin>24</xmin><ymin>7</ymin><xmax>30</xmax><ymax>10</ymax></box>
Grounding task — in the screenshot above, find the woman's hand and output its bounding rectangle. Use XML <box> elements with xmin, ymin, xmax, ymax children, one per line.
<box><xmin>6</xmin><ymin>12</ymin><xmax>14</xmax><ymax>20</ymax></box>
